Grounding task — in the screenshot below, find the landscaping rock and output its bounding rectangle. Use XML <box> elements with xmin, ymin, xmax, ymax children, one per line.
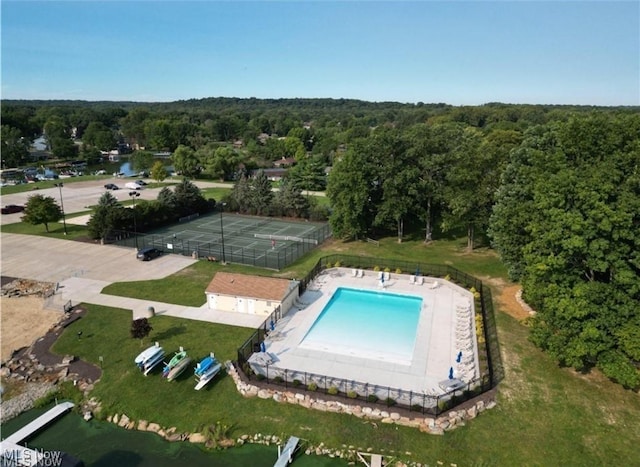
<box><xmin>118</xmin><ymin>414</ymin><xmax>130</xmax><ymax>428</ymax></box>
<box><xmin>138</xmin><ymin>420</ymin><xmax>148</xmax><ymax>431</ymax></box>
<box><xmin>188</xmin><ymin>433</ymin><xmax>206</xmax><ymax>443</ymax></box>
<box><xmin>147</xmin><ymin>422</ymin><xmax>161</xmax><ymax>433</ymax></box>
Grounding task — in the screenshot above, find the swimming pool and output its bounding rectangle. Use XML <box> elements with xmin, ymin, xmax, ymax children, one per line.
<box><xmin>299</xmin><ymin>287</ymin><xmax>423</xmax><ymax>364</ymax></box>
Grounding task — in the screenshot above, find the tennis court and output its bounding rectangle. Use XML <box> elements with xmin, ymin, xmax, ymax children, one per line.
<box><xmin>112</xmin><ymin>212</ymin><xmax>331</xmax><ymax>270</ymax></box>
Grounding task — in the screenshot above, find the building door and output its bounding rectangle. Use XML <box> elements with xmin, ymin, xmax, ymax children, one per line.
<box><xmin>208</xmin><ymin>294</ymin><xmax>217</xmax><ymax>310</ymax></box>
<box><xmin>236</xmin><ymin>297</ymin><xmax>246</xmax><ymax>313</ymax></box>
<box><xmin>248</xmin><ymin>299</ymin><xmax>256</xmax><ymax>314</ymax></box>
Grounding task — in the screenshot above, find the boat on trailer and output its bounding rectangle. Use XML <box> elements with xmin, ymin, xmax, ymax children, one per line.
<box><xmin>194</xmin><ymin>353</ymin><xmax>223</xmax><ymax>390</ymax></box>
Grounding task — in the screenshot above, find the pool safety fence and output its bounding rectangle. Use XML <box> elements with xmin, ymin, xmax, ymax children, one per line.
<box><xmin>235</xmin><ymin>254</ymin><xmax>503</xmax><ymax>415</ymax></box>
<box><xmin>109</xmin><ymin>222</ymin><xmax>331</xmax><ymax>270</ymax></box>
<box><xmin>238</xmin><ymin>364</ymin><xmax>491</xmax><ymax>417</ymax></box>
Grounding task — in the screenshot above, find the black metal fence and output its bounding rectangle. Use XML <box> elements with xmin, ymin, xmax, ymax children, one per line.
<box><xmin>235</xmin><ymin>254</ymin><xmax>503</xmax><ymax>417</ymax></box>
<box><xmin>109</xmin><ymin>223</ymin><xmax>332</xmax><ymax>270</ymax></box>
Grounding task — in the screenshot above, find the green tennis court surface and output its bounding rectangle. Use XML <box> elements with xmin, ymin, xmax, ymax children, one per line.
<box><xmin>112</xmin><ymin>212</ymin><xmax>331</xmax><ymax>270</ymax></box>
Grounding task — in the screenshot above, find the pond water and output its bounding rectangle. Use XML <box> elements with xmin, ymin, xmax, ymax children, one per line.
<box><xmin>1</xmin><ymin>406</ymin><xmax>348</xmax><ymax>467</ymax></box>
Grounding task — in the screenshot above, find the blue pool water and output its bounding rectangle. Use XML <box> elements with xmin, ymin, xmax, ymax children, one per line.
<box><xmin>299</xmin><ymin>287</ymin><xmax>422</xmax><ymax>364</ymax></box>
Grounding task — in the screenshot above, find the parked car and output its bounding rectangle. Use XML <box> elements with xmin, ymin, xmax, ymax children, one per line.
<box><xmin>1</xmin><ymin>204</ymin><xmax>25</xmax><ymax>214</ymax></box>
<box><xmin>134</xmin><ymin>180</ymin><xmax>148</xmax><ymax>186</ymax></box>
<box><xmin>125</xmin><ymin>182</ymin><xmax>143</xmax><ymax>190</ymax></box>
<box><xmin>136</xmin><ymin>247</ymin><xmax>162</xmax><ymax>261</ymax></box>
<box><xmin>104</xmin><ymin>183</ymin><xmax>119</xmax><ymax>190</ymax></box>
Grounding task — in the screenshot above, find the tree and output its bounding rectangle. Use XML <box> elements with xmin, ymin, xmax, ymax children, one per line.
<box><xmin>230</xmin><ymin>174</ymin><xmax>252</xmax><ymax>213</ymax></box>
<box><xmin>274</xmin><ymin>177</ymin><xmax>309</xmax><ymax>218</ymax></box>
<box><xmin>371</xmin><ymin>129</ymin><xmax>417</xmax><ymax>243</ymax></box>
<box><xmin>201</xmin><ymin>146</ymin><xmax>240</xmax><ymax>181</ymax></box>
<box><xmin>172</xmin><ymin>145</ymin><xmax>200</xmax><ymax>178</ymax></box>
<box><xmin>287</xmin><ymin>155</ymin><xmax>327</xmax><ymax>192</ymax></box>
<box><xmin>87</xmin><ymin>192</ymin><xmax>128</xmax><ymax>241</ymax></box>
<box><xmin>21</xmin><ymin>195</ymin><xmax>63</xmax><ymax>233</ymax></box>
<box><xmin>490</xmin><ymin>113</ymin><xmax>640</xmax><ymax>389</ymax></box>
<box><xmin>131</xmin><ymin>151</ymin><xmax>154</xmax><ymax>173</ymax></box>
<box><xmin>250</xmin><ymin>170</ymin><xmax>273</xmax><ymax>215</ymax></box>
<box><xmin>130</xmin><ymin>318</ymin><xmax>152</xmax><ymax>344</ymax></box>
<box><xmin>173</xmin><ymin>178</ymin><xmax>208</xmax><ymax>216</ymax></box>
<box><xmin>1</xmin><ymin>125</ymin><xmax>30</xmax><ymax>168</ymax></box>
<box><xmin>151</xmin><ymin>161</ymin><xmax>168</xmax><ymax>183</ymax></box>
<box><xmin>326</xmin><ymin>138</ymin><xmax>380</xmax><ymax>240</ymax></box>
<box><xmin>82</xmin><ymin>121</ymin><xmax>116</xmax><ymax>150</ymax></box>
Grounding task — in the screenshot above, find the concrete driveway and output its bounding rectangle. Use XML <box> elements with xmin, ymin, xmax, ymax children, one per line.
<box><xmin>1</xmin><ymin>233</ymin><xmax>197</xmax><ymax>283</ymax></box>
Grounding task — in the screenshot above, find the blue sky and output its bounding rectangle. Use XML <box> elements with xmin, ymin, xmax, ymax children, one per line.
<box><xmin>2</xmin><ymin>1</ymin><xmax>638</xmax><ymax>105</ymax></box>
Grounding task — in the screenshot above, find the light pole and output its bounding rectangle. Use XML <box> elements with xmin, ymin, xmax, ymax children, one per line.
<box><xmin>54</xmin><ymin>183</ymin><xmax>68</xmax><ymax>235</ymax></box>
<box><xmin>129</xmin><ymin>191</ymin><xmax>141</xmax><ymax>249</ymax></box>
<box><xmin>219</xmin><ymin>202</ymin><xmax>227</xmax><ymax>264</ymax></box>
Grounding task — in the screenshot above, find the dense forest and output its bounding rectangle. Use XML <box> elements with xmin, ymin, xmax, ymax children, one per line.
<box><xmin>2</xmin><ymin>98</ymin><xmax>639</xmax><ymax>388</ymax></box>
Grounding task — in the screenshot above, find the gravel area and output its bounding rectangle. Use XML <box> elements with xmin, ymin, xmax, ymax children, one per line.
<box><xmin>0</xmin><ymin>381</ymin><xmax>56</xmax><ymax>423</ymax></box>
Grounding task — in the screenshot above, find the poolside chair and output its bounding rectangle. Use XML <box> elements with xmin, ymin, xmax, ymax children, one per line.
<box><xmin>378</xmin><ymin>271</ymin><xmax>384</xmax><ymax>280</ymax></box>
<box><xmin>352</xmin><ymin>269</ymin><xmax>358</xmax><ymax>277</ymax></box>
<box><xmin>417</xmin><ymin>276</ymin><xmax>424</xmax><ymax>286</ymax></box>
<box><xmin>383</xmin><ymin>271</ymin><xmax>390</xmax><ymax>281</ymax></box>
<box><xmin>429</xmin><ymin>280</ymin><xmax>438</xmax><ymax>289</ymax></box>
<box><xmin>358</xmin><ymin>269</ymin><xmax>365</xmax><ymax>278</ymax></box>
<box><xmin>409</xmin><ymin>275</ymin><xmax>416</xmax><ymax>285</ymax></box>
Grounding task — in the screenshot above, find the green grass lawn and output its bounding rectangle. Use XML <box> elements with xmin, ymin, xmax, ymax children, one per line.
<box><xmin>49</xmin><ymin>237</ymin><xmax>640</xmax><ymax>465</ymax></box>
<box><xmin>1</xmin><ymin>219</ymin><xmax>89</xmax><ymax>240</ymax></box>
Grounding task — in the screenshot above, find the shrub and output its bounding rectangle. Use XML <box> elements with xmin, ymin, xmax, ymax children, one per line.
<box><xmin>395</xmin><ymin>268</ymin><xmax>402</xmax><ymax>274</ymax></box>
<box><xmin>444</xmin><ymin>274</ymin><xmax>451</xmax><ymax>281</ymax></box>
<box><xmin>373</xmin><ymin>265</ymin><xmax>380</xmax><ymax>272</ymax></box>
<box><xmin>307</xmin><ymin>382</ymin><xmax>318</xmax><ymax>392</ymax></box>
<box><xmin>334</xmin><ymin>260</ymin><xmax>341</xmax><ymax>267</ymax></box>
<box><xmin>273</xmin><ymin>375</ymin><xmax>284</xmax><ymax>383</ymax></box>
<box><xmin>385</xmin><ymin>397</ymin><xmax>396</xmax><ymax>407</ymax></box>
<box><xmin>256</xmin><ymin>373</ymin><xmax>266</xmax><ymax>381</ymax></box>
<box><xmin>327</xmin><ymin>386</ymin><xmax>338</xmax><ymax>395</ymax></box>
<box><xmin>325</xmin><ymin>262</ymin><xmax>332</xmax><ymax>269</ymax></box>
<box><xmin>384</xmin><ymin>267</ymin><xmax>391</xmax><ymax>273</ymax></box>
<box><xmin>347</xmin><ymin>390</ymin><xmax>358</xmax><ymax>399</ymax></box>
<box><xmin>292</xmin><ymin>379</ymin><xmax>302</xmax><ymax>387</ymax></box>
<box><xmin>411</xmin><ymin>403</ymin><xmax>424</xmax><ymax>412</ymax></box>
<box><xmin>367</xmin><ymin>394</ymin><xmax>379</xmax><ymax>403</ymax></box>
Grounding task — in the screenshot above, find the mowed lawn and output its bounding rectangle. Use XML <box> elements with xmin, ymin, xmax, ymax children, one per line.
<box><xmin>52</xmin><ymin>237</ymin><xmax>640</xmax><ymax>466</ymax></box>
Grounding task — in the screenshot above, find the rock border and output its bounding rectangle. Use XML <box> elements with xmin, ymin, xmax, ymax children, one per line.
<box><xmin>226</xmin><ymin>362</ymin><xmax>496</xmax><ymax>435</ymax></box>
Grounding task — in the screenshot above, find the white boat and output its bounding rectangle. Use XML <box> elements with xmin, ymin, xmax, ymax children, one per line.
<box><xmin>142</xmin><ymin>350</ymin><xmax>166</xmax><ymax>375</ymax></box>
<box><xmin>135</xmin><ymin>342</ymin><xmax>163</xmax><ymax>367</ymax></box>
<box><xmin>194</xmin><ymin>353</ymin><xmax>223</xmax><ymax>390</ymax></box>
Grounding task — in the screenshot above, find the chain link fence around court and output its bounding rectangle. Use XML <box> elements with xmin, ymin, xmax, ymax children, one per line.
<box><xmin>109</xmin><ymin>214</ymin><xmax>332</xmax><ymax>270</ymax></box>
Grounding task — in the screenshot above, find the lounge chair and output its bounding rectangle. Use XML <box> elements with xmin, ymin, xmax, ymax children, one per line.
<box><xmin>378</xmin><ymin>271</ymin><xmax>384</xmax><ymax>280</ymax></box>
<box><xmin>352</xmin><ymin>269</ymin><xmax>358</xmax><ymax>277</ymax></box>
<box><xmin>358</xmin><ymin>269</ymin><xmax>365</xmax><ymax>278</ymax></box>
<box><xmin>417</xmin><ymin>276</ymin><xmax>424</xmax><ymax>285</ymax></box>
<box><xmin>383</xmin><ymin>271</ymin><xmax>390</xmax><ymax>281</ymax></box>
<box><xmin>409</xmin><ymin>275</ymin><xmax>416</xmax><ymax>285</ymax></box>
<box><xmin>429</xmin><ymin>280</ymin><xmax>439</xmax><ymax>289</ymax></box>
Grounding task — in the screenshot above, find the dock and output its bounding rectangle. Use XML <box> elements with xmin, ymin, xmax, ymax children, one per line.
<box><xmin>3</xmin><ymin>401</ymin><xmax>75</xmax><ymax>444</ymax></box>
<box><xmin>274</xmin><ymin>436</ymin><xmax>300</xmax><ymax>467</ymax></box>
<box><xmin>1</xmin><ymin>401</ymin><xmax>75</xmax><ymax>466</ymax></box>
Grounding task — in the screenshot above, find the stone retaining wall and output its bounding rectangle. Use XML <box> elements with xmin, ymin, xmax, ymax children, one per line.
<box><xmin>226</xmin><ymin>362</ymin><xmax>496</xmax><ymax>435</ymax></box>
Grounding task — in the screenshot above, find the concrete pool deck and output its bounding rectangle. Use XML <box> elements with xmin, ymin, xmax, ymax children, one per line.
<box><xmin>251</xmin><ymin>267</ymin><xmax>480</xmax><ymax>397</ymax></box>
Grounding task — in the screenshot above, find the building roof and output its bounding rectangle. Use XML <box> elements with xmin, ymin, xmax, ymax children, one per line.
<box><xmin>205</xmin><ymin>272</ymin><xmax>295</xmax><ymax>301</ymax></box>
